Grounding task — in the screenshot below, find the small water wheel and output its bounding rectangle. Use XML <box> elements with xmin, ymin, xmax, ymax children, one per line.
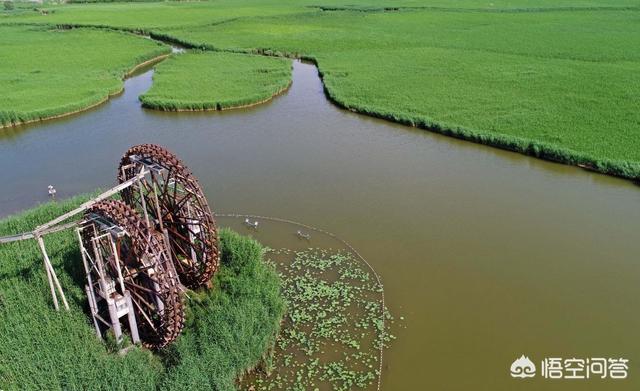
<box><xmin>117</xmin><ymin>144</ymin><xmax>219</xmax><ymax>289</ymax></box>
<box><xmin>80</xmin><ymin>199</ymin><xmax>185</xmax><ymax>349</ymax></box>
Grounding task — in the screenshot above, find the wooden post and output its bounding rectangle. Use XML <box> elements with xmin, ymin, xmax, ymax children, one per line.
<box><xmin>36</xmin><ymin>235</ymin><xmax>69</xmax><ymax>311</ymax></box>
<box><xmin>44</xmin><ymin>252</ymin><xmax>59</xmax><ymax>311</ymax></box>
<box><xmin>85</xmin><ymin>285</ymin><xmax>101</xmax><ymax>338</ymax></box>
<box><xmin>106</xmin><ymin>297</ymin><xmax>123</xmax><ymax>344</ymax></box>
<box><xmin>125</xmin><ymin>291</ymin><xmax>140</xmax><ymax>344</ymax></box>
<box><xmin>78</xmin><ymin>228</ymin><xmax>102</xmax><ymax>338</ymax></box>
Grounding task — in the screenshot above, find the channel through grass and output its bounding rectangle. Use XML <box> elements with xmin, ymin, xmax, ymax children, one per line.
<box><xmin>1</xmin><ymin>0</ymin><xmax>639</xmax><ymax>177</ymax></box>
<box><xmin>154</xmin><ymin>6</ymin><xmax>640</xmax><ymax>178</ymax></box>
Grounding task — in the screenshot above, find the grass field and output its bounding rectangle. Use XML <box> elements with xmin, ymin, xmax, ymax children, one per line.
<box><xmin>155</xmin><ymin>7</ymin><xmax>640</xmax><ymax>177</ymax></box>
<box><xmin>0</xmin><ymin>1</ymin><xmax>308</xmax><ymax>29</ymax></box>
<box><xmin>0</xmin><ymin>196</ymin><xmax>284</xmax><ymax>390</ymax></box>
<box><xmin>1</xmin><ymin>0</ymin><xmax>639</xmax><ymax>177</ymax></box>
<box><xmin>0</xmin><ymin>25</ymin><xmax>169</xmax><ymax>128</ymax></box>
<box><xmin>140</xmin><ymin>51</ymin><xmax>291</xmax><ymax>111</ymax></box>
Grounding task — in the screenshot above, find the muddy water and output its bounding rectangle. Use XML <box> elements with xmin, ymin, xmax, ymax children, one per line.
<box><xmin>1</xmin><ymin>60</ymin><xmax>639</xmax><ymax>390</ymax></box>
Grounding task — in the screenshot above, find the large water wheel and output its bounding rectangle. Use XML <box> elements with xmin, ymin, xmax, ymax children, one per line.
<box><xmin>81</xmin><ymin>199</ymin><xmax>185</xmax><ymax>349</ymax></box>
<box><xmin>117</xmin><ymin>144</ymin><xmax>219</xmax><ymax>289</ymax></box>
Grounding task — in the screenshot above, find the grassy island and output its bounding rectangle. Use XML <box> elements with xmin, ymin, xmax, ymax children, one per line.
<box><xmin>140</xmin><ymin>51</ymin><xmax>292</xmax><ymax>111</ymax></box>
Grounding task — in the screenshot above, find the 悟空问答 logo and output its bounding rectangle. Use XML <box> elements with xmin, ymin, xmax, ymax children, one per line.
<box><xmin>511</xmin><ymin>355</ymin><xmax>536</xmax><ymax>378</ymax></box>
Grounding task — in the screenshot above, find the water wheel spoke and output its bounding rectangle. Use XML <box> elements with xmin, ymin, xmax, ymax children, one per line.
<box><xmin>169</xmin><ymin>245</ymin><xmax>189</xmax><ymax>273</ymax></box>
<box><xmin>160</xmin><ymin>191</ymin><xmax>194</xmax><ymax>221</ymax></box>
<box><xmin>163</xmin><ymin>218</ymin><xmax>205</xmax><ymax>241</ymax></box>
<box><xmin>122</xmin><ymin>263</ymin><xmax>154</xmax><ymax>279</ymax></box>
<box><xmin>129</xmin><ymin>294</ymin><xmax>158</xmax><ymax>332</ymax></box>
<box><xmin>163</xmin><ymin>225</ymin><xmax>192</xmax><ymax>246</ymax></box>
<box><xmin>171</xmin><ymin>173</ymin><xmax>179</xmax><ymax>202</ymax></box>
<box><xmin>158</xmin><ymin>168</ymin><xmax>172</xmax><ymax>201</ymax></box>
<box><xmin>165</xmin><ymin>226</ymin><xmax>198</xmax><ymax>259</ymax></box>
<box><xmin>139</xmin><ymin>181</ymin><xmax>161</xmax><ymax>221</ymax></box>
<box><xmin>124</xmin><ymin>280</ymin><xmax>158</xmax><ymax>295</ymax></box>
<box><xmin>169</xmin><ymin>235</ymin><xmax>195</xmax><ymax>262</ymax></box>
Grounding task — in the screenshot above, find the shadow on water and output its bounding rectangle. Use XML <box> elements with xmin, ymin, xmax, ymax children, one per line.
<box><xmin>1</xmin><ymin>59</ymin><xmax>640</xmax><ymax>390</ymax></box>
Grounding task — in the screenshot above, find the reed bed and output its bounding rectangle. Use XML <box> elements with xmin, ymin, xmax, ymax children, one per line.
<box><xmin>0</xmin><ymin>25</ymin><xmax>170</xmax><ymax>128</ymax></box>
<box><xmin>140</xmin><ymin>51</ymin><xmax>292</xmax><ymax>111</ymax></box>
<box><xmin>153</xmin><ymin>5</ymin><xmax>640</xmax><ymax>178</ymax></box>
<box><xmin>0</xmin><ymin>196</ymin><xmax>285</xmax><ymax>390</ymax></box>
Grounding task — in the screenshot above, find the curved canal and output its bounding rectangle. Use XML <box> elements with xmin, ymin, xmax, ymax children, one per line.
<box><xmin>1</xmin><ymin>60</ymin><xmax>639</xmax><ymax>390</ymax></box>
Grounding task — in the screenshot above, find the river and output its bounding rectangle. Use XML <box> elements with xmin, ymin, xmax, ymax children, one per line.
<box><xmin>1</xmin><ymin>60</ymin><xmax>639</xmax><ymax>390</ymax></box>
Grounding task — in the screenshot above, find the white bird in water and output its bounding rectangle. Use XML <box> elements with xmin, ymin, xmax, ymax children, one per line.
<box><xmin>244</xmin><ymin>218</ymin><xmax>259</xmax><ymax>229</ymax></box>
<box><xmin>47</xmin><ymin>185</ymin><xmax>57</xmax><ymax>199</ymax></box>
<box><xmin>296</xmin><ymin>230</ymin><xmax>311</xmax><ymax>240</ymax></box>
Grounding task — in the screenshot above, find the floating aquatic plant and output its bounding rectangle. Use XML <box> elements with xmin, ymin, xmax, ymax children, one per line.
<box><xmin>242</xmin><ymin>247</ymin><xmax>396</xmax><ymax>391</ymax></box>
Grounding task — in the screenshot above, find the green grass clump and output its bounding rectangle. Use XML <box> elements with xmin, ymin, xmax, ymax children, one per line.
<box><xmin>140</xmin><ymin>51</ymin><xmax>292</xmax><ymax>111</ymax></box>
<box><xmin>162</xmin><ymin>229</ymin><xmax>285</xmax><ymax>390</ymax></box>
<box><xmin>0</xmin><ymin>25</ymin><xmax>170</xmax><ymax>128</ymax></box>
<box><xmin>0</xmin><ymin>196</ymin><xmax>284</xmax><ymax>390</ymax></box>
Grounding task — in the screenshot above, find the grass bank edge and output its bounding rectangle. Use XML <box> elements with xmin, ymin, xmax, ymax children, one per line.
<box><xmin>0</xmin><ymin>23</ymin><xmax>292</xmax><ymax>115</ymax></box>
<box><xmin>0</xmin><ymin>52</ymin><xmax>170</xmax><ymax>129</ymax></box>
<box><xmin>0</xmin><ymin>194</ymin><xmax>285</xmax><ymax>390</ymax></box>
<box><xmin>0</xmin><ymin>26</ymin><xmax>171</xmax><ymax>129</ymax></box>
<box><xmin>320</xmin><ymin>77</ymin><xmax>640</xmax><ymax>180</ymax></box>
<box><xmin>139</xmin><ymin>80</ymin><xmax>292</xmax><ymax>112</ymax></box>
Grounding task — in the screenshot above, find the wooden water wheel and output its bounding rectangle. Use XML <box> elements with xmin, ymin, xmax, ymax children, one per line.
<box><xmin>117</xmin><ymin>144</ymin><xmax>219</xmax><ymax>289</ymax></box>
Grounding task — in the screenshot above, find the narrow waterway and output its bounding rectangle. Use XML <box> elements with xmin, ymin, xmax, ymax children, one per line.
<box><xmin>1</xmin><ymin>60</ymin><xmax>639</xmax><ymax>390</ymax></box>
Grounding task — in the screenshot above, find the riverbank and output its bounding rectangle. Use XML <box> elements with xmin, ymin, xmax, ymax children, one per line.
<box><xmin>145</xmin><ymin>29</ymin><xmax>640</xmax><ymax>180</ymax></box>
<box><xmin>0</xmin><ymin>195</ymin><xmax>284</xmax><ymax>390</ymax></box>
<box><xmin>0</xmin><ymin>52</ymin><xmax>170</xmax><ymax>130</ymax></box>
<box><xmin>0</xmin><ymin>25</ymin><xmax>170</xmax><ymax>129</ymax></box>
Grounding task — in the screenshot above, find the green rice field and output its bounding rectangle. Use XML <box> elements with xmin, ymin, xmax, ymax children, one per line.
<box><xmin>155</xmin><ymin>7</ymin><xmax>640</xmax><ymax>177</ymax></box>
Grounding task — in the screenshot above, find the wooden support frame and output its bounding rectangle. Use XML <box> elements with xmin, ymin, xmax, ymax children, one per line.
<box><xmin>77</xmin><ymin>220</ymin><xmax>142</xmax><ymax>345</ymax></box>
<box><xmin>0</xmin><ymin>167</ymin><xmax>147</xmax><ymax>313</ymax></box>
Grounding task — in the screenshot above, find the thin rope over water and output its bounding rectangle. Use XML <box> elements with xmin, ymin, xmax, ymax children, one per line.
<box><xmin>217</xmin><ymin>212</ymin><xmax>386</xmax><ymax>391</ymax></box>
